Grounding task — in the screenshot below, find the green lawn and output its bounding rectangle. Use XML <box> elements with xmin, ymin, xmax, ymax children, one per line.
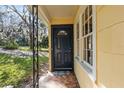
<box><xmin>40</xmin><ymin>47</ymin><xmax>49</xmax><ymax>52</ymax></box>
<box><xmin>18</xmin><ymin>46</ymin><xmax>31</xmax><ymax>51</ymax></box>
<box><xmin>0</xmin><ymin>53</ymin><xmax>48</xmax><ymax>87</ymax></box>
<box><xmin>19</xmin><ymin>46</ymin><xmax>48</xmax><ymax>52</ymax></box>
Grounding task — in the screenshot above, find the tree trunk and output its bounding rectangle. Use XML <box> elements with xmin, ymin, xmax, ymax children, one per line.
<box><xmin>29</xmin><ymin>31</ymin><xmax>33</xmax><ymax>49</ymax></box>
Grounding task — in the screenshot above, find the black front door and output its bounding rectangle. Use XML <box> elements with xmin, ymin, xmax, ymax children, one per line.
<box><xmin>52</xmin><ymin>25</ymin><xmax>73</xmax><ymax>71</ymax></box>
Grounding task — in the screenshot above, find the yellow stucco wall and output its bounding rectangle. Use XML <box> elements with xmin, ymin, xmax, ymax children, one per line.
<box><xmin>97</xmin><ymin>6</ymin><xmax>124</xmax><ymax>87</ymax></box>
<box><xmin>38</xmin><ymin>5</ymin><xmax>124</xmax><ymax>88</ymax></box>
<box><xmin>74</xmin><ymin>5</ymin><xmax>124</xmax><ymax>88</ymax></box>
<box><xmin>73</xmin><ymin>5</ymin><xmax>97</xmax><ymax>88</ymax></box>
<box><xmin>38</xmin><ymin>5</ymin><xmax>79</xmax><ymax>72</ymax></box>
<box><xmin>74</xmin><ymin>60</ymin><xmax>97</xmax><ymax>87</ymax></box>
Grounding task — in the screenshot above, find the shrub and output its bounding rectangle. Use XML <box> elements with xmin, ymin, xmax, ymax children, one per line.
<box><xmin>0</xmin><ymin>39</ymin><xmax>4</xmax><ymax>46</ymax></box>
<box><xmin>40</xmin><ymin>35</ymin><xmax>48</xmax><ymax>48</ymax></box>
<box><xmin>3</xmin><ymin>40</ymin><xmax>19</xmax><ymax>50</ymax></box>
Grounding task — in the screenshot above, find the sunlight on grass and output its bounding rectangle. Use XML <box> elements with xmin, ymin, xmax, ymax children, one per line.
<box><xmin>18</xmin><ymin>46</ymin><xmax>30</xmax><ymax>51</ymax></box>
<box><xmin>18</xmin><ymin>46</ymin><xmax>48</xmax><ymax>52</ymax></box>
<box><xmin>0</xmin><ymin>53</ymin><xmax>48</xmax><ymax>87</ymax></box>
<box><xmin>40</xmin><ymin>48</ymin><xmax>48</xmax><ymax>52</ymax></box>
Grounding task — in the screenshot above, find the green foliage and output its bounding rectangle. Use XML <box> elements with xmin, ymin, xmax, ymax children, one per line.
<box><xmin>3</xmin><ymin>40</ymin><xmax>19</xmax><ymax>49</ymax></box>
<box><xmin>39</xmin><ymin>47</ymin><xmax>48</xmax><ymax>52</ymax></box>
<box><xmin>0</xmin><ymin>39</ymin><xmax>4</xmax><ymax>46</ymax></box>
<box><xmin>39</xmin><ymin>56</ymin><xmax>48</xmax><ymax>63</ymax></box>
<box><xmin>18</xmin><ymin>46</ymin><xmax>31</xmax><ymax>51</ymax></box>
<box><xmin>0</xmin><ymin>53</ymin><xmax>48</xmax><ymax>87</ymax></box>
<box><xmin>40</xmin><ymin>35</ymin><xmax>48</xmax><ymax>48</ymax></box>
<box><xmin>16</xmin><ymin>34</ymin><xmax>29</xmax><ymax>46</ymax></box>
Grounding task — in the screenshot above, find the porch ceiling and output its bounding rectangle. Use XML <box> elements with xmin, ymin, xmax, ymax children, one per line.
<box><xmin>28</xmin><ymin>5</ymin><xmax>86</xmax><ymax>25</ymax></box>
<box><xmin>43</xmin><ymin>5</ymin><xmax>79</xmax><ymax>18</ymax></box>
<box><xmin>38</xmin><ymin>5</ymin><xmax>79</xmax><ymax>24</ymax></box>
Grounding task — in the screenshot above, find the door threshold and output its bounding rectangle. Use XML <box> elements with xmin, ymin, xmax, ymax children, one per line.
<box><xmin>54</xmin><ymin>68</ymin><xmax>73</xmax><ymax>71</ymax></box>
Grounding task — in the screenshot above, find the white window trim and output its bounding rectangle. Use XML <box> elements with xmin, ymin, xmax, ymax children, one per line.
<box><xmin>81</xmin><ymin>5</ymin><xmax>96</xmax><ymax>81</ymax></box>
<box><xmin>92</xmin><ymin>5</ymin><xmax>96</xmax><ymax>81</ymax></box>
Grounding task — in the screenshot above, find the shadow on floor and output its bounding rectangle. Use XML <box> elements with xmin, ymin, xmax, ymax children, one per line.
<box><xmin>39</xmin><ymin>71</ymin><xmax>80</xmax><ymax>88</ymax></box>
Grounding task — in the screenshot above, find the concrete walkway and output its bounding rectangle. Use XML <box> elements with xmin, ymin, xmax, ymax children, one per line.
<box><xmin>0</xmin><ymin>48</ymin><xmax>48</xmax><ymax>58</ymax></box>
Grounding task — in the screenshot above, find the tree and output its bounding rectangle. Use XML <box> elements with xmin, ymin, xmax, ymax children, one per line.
<box><xmin>40</xmin><ymin>35</ymin><xmax>48</xmax><ymax>48</ymax></box>
<box><xmin>0</xmin><ymin>5</ymin><xmax>48</xmax><ymax>49</ymax></box>
<box><xmin>5</xmin><ymin>5</ymin><xmax>33</xmax><ymax>49</ymax></box>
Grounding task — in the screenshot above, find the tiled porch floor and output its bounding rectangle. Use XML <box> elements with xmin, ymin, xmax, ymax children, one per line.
<box><xmin>39</xmin><ymin>71</ymin><xmax>80</xmax><ymax>88</ymax></box>
<box><xmin>22</xmin><ymin>63</ymin><xmax>79</xmax><ymax>88</ymax></box>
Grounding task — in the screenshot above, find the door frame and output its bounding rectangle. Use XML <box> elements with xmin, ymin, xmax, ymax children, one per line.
<box><xmin>51</xmin><ymin>24</ymin><xmax>74</xmax><ymax>71</ymax></box>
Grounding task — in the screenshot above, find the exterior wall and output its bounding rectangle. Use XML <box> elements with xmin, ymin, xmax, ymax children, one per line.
<box><xmin>38</xmin><ymin>6</ymin><xmax>78</xmax><ymax>71</ymax></box>
<box><xmin>97</xmin><ymin>6</ymin><xmax>124</xmax><ymax>87</ymax></box>
<box><xmin>74</xmin><ymin>60</ymin><xmax>96</xmax><ymax>87</ymax></box>
<box><xmin>74</xmin><ymin>6</ymin><xmax>97</xmax><ymax>88</ymax></box>
<box><xmin>74</xmin><ymin>5</ymin><xmax>124</xmax><ymax>88</ymax></box>
<box><xmin>38</xmin><ymin>5</ymin><xmax>124</xmax><ymax>88</ymax></box>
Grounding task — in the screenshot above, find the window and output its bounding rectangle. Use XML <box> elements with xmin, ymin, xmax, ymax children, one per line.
<box><xmin>85</xmin><ymin>7</ymin><xmax>88</xmax><ymax>21</ymax></box>
<box><xmin>77</xmin><ymin>22</ymin><xmax>79</xmax><ymax>56</ymax></box>
<box><xmin>57</xmin><ymin>30</ymin><xmax>68</xmax><ymax>36</ymax></box>
<box><xmin>81</xmin><ymin>5</ymin><xmax>96</xmax><ymax>80</ymax></box>
<box><xmin>77</xmin><ymin>22</ymin><xmax>79</xmax><ymax>39</ymax></box>
<box><xmin>83</xmin><ymin>5</ymin><xmax>93</xmax><ymax>66</ymax></box>
<box><xmin>82</xmin><ymin>14</ymin><xmax>84</xmax><ymax>36</ymax></box>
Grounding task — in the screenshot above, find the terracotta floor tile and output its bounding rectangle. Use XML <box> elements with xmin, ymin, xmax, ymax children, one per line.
<box><xmin>21</xmin><ymin>63</ymin><xmax>80</xmax><ymax>88</ymax></box>
<box><xmin>40</xmin><ymin>71</ymin><xmax>80</xmax><ymax>88</ymax></box>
